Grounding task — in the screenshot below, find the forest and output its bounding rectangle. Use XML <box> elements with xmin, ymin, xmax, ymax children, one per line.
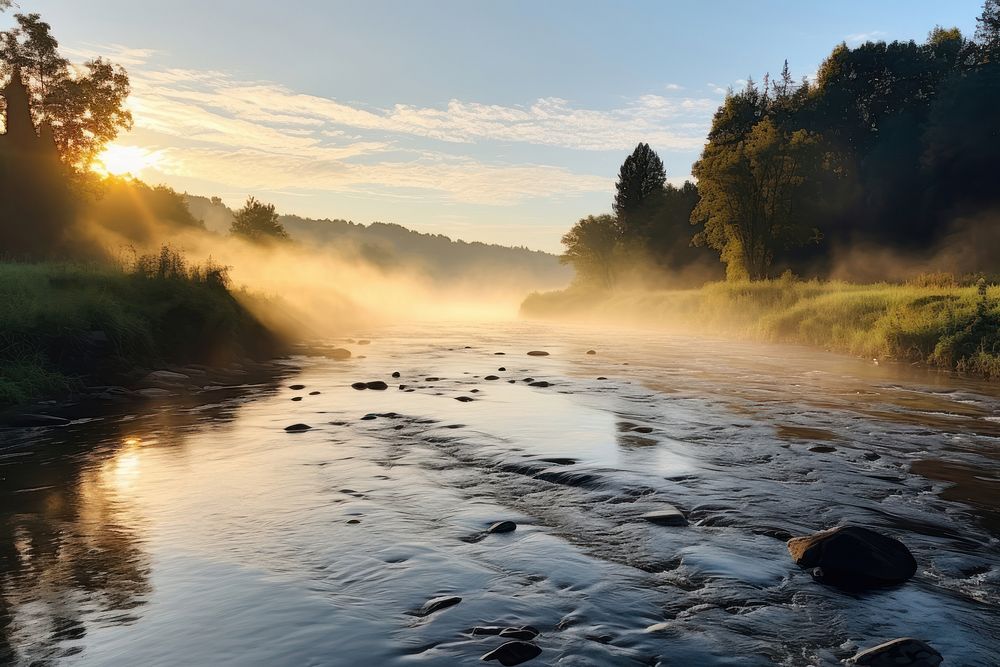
<box><xmin>560</xmin><ymin>1</ymin><xmax>1000</xmax><ymax>286</ymax></box>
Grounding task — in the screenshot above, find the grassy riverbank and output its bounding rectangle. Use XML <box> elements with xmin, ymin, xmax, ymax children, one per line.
<box><xmin>0</xmin><ymin>250</ymin><xmax>281</xmax><ymax>406</ymax></box>
<box><xmin>521</xmin><ymin>277</ymin><xmax>1000</xmax><ymax>377</ymax></box>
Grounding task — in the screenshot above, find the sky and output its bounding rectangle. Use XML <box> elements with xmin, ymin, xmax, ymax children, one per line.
<box><xmin>7</xmin><ymin>0</ymin><xmax>985</xmax><ymax>252</ymax></box>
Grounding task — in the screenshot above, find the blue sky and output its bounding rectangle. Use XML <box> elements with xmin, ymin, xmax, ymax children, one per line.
<box><xmin>11</xmin><ymin>0</ymin><xmax>985</xmax><ymax>251</ymax></box>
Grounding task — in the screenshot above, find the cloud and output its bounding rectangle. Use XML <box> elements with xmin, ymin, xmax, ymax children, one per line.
<box><xmin>79</xmin><ymin>43</ymin><xmax>717</xmax><ymax>206</ymax></box>
<box><xmin>845</xmin><ymin>30</ymin><xmax>887</xmax><ymax>45</ymax></box>
<box><xmin>153</xmin><ymin>147</ymin><xmax>611</xmax><ymax>205</ymax></box>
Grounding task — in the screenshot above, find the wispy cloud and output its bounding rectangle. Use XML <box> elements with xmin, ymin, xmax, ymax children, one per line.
<box><xmin>845</xmin><ymin>30</ymin><xmax>887</xmax><ymax>45</ymax></box>
<box><xmin>91</xmin><ymin>44</ymin><xmax>715</xmax><ymax>206</ymax></box>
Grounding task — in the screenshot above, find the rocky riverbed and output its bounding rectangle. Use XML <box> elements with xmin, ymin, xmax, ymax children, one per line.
<box><xmin>1</xmin><ymin>321</ymin><xmax>998</xmax><ymax>665</ymax></box>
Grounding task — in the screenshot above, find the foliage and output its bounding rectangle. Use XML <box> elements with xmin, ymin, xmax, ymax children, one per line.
<box><xmin>613</xmin><ymin>142</ymin><xmax>665</xmax><ymax>235</ymax></box>
<box><xmin>229</xmin><ymin>196</ymin><xmax>289</xmax><ymax>242</ymax></box>
<box><xmin>521</xmin><ymin>278</ymin><xmax>1000</xmax><ymax>378</ymax></box>
<box><xmin>693</xmin><ymin>114</ymin><xmax>821</xmax><ymax>280</ymax></box>
<box><xmin>1</xmin><ymin>12</ymin><xmax>132</xmax><ymax>168</ymax></box>
<box><xmin>0</xmin><ymin>251</ymin><xmax>273</xmax><ymax>406</ymax></box>
<box><xmin>560</xmin><ymin>215</ymin><xmax>619</xmax><ymax>288</ymax></box>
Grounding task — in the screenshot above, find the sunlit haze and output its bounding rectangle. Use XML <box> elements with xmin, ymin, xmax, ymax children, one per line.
<box><xmin>22</xmin><ymin>0</ymin><xmax>982</xmax><ymax>251</ymax></box>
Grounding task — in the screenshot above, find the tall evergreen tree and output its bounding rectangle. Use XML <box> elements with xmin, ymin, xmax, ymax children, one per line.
<box><xmin>613</xmin><ymin>142</ymin><xmax>665</xmax><ymax>236</ymax></box>
<box><xmin>975</xmin><ymin>0</ymin><xmax>1000</xmax><ymax>59</ymax></box>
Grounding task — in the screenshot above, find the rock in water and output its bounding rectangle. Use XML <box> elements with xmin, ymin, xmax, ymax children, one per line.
<box><xmin>309</xmin><ymin>391</ymin><xmax>321</xmax><ymax>395</ymax></box>
<box><xmin>586</xmin><ymin>349</ymin><xmax>596</xmax><ymax>355</ymax></box>
<box><xmin>786</xmin><ymin>525</ymin><xmax>917</xmax><ymax>589</ymax></box>
<box><xmin>526</xmin><ymin>351</ymin><xmax>549</xmax><ymax>356</ymax></box>
<box><xmin>641</xmin><ymin>506</ymin><xmax>688</xmax><ymax>526</ymax></box>
<box><xmin>455</xmin><ymin>396</ymin><xmax>474</xmax><ymax>402</ymax></box>
<box><xmin>325</xmin><ymin>347</ymin><xmax>351</xmax><ymax>360</ymax></box>
<box><xmin>284</xmin><ymin>423</ymin><xmax>312</xmax><ymax>433</ymax></box>
<box><xmin>391</xmin><ymin>371</ymin><xmax>401</xmax><ymax>378</ymax></box>
<box><xmin>488</xmin><ymin>520</ymin><xmax>517</xmax><ymax>534</ymax></box>
<box><xmin>499</xmin><ymin>626</ymin><xmax>539</xmax><ymax>640</ymax></box>
<box><xmin>365</xmin><ymin>381</ymin><xmax>388</xmax><ymax>390</ymax></box>
<box><xmin>849</xmin><ymin>638</ymin><xmax>942</xmax><ymax>666</ymax></box>
<box><xmin>291</xmin><ymin>396</ymin><xmax>303</xmax><ymax>402</ymax></box>
<box><xmin>351</xmin><ymin>382</ymin><xmax>367</xmax><ymax>390</ymax></box>
<box><xmin>418</xmin><ymin>595</ymin><xmax>461</xmax><ymax>616</ymax></box>
<box><xmin>481</xmin><ymin>641</ymin><xmax>541</xmax><ymax>665</ymax></box>
<box><xmin>289</xmin><ymin>384</ymin><xmax>306</xmax><ymax>390</ymax></box>
<box><xmin>528</xmin><ymin>381</ymin><xmax>551</xmax><ymax>388</ymax></box>
<box><xmin>485</xmin><ymin>375</ymin><xmax>500</xmax><ymax>380</ymax></box>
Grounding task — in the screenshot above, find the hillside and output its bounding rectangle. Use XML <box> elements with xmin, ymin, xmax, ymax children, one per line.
<box><xmin>184</xmin><ymin>194</ymin><xmax>571</xmax><ymax>288</ymax></box>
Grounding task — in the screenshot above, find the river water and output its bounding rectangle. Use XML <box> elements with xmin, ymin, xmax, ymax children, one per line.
<box><xmin>1</xmin><ymin>321</ymin><xmax>998</xmax><ymax>666</ymax></box>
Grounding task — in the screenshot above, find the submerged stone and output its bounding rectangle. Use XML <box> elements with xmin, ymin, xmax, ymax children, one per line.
<box><xmin>499</xmin><ymin>626</ymin><xmax>539</xmax><ymax>640</ymax></box>
<box><xmin>528</xmin><ymin>381</ymin><xmax>551</xmax><ymax>388</ymax></box>
<box><xmin>488</xmin><ymin>520</ymin><xmax>517</xmax><ymax>534</ymax></box>
<box><xmin>586</xmin><ymin>350</ymin><xmax>596</xmax><ymax>355</ymax></box>
<box><xmin>641</xmin><ymin>506</ymin><xmax>688</xmax><ymax>526</ymax></box>
<box><xmin>849</xmin><ymin>638</ymin><xmax>942</xmax><ymax>666</ymax></box>
<box><xmin>481</xmin><ymin>640</ymin><xmax>541</xmax><ymax>665</ymax></box>
<box><xmin>418</xmin><ymin>595</ymin><xmax>461</xmax><ymax>616</ymax></box>
<box><xmin>787</xmin><ymin>525</ymin><xmax>917</xmax><ymax>589</ymax></box>
<box><xmin>284</xmin><ymin>423</ymin><xmax>312</xmax><ymax>432</ymax></box>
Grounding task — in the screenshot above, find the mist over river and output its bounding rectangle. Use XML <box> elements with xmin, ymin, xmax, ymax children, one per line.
<box><xmin>1</xmin><ymin>321</ymin><xmax>998</xmax><ymax>666</ymax></box>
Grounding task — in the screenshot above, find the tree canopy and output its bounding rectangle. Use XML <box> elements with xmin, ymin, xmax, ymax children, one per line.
<box><xmin>1</xmin><ymin>13</ymin><xmax>132</xmax><ymax>168</ymax></box>
<box><xmin>230</xmin><ymin>196</ymin><xmax>289</xmax><ymax>243</ymax></box>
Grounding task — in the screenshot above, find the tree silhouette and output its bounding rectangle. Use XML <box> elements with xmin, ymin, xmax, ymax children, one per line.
<box><xmin>1</xmin><ymin>13</ymin><xmax>132</xmax><ymax>168</ymax></box>
<box><xmin>613</xmin><ymin>142</ymin><xmax>665</xmax><ymax>236</ymax></box>
<box><xmin>230</xmin><ymin>196</ymin><xmax>289</xmax><ymax>242</ymax></box>
<box><xmin>560</xmin><ymin>214</ymin><xmax>619</xmax><ymax>288</ymax></box>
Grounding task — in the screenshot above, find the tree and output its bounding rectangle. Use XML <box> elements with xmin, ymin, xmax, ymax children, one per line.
<box><xmin>613</xmin><ymin>142</ymin><xmax>665</xmax><ymax>236</ymax></box>
<box><xmin>692</xmin><ymin>118</ymin><xmax>821</xmax><ymax>280</ymax></box>
<box><xmin>1</xmin><ymin>13</ymin><xmax>132</xmax><ymax>168</ymax></box>
<box><xmin>230</xmin><ymin>196</ymin><xmax>289</xmax><ymax>242</ymax></box>
<box><xmin>560</xmin><ymin>214</ymin><xmax>619</xmax><ymax>288</ymax></box>
<box><xmin>976</xmin><ymin>0</ymin><xmax>1000</xmax><ymax>60</ymax></box>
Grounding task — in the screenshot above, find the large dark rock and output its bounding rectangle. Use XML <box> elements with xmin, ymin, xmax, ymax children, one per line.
<box><xmin>787</xmin><ymin>526</ymin><xmax>917</xmax><ymax>589</ymax></box>
<box><xmin>417</xmin><ymin>595</ymin><xmax>461</xmax><ymax>616</ymax></box>
<box><xmin>481</xmin><ymin>640</ymin><xmax>541</xmax><ymax>665</ymax></box>
<box><xmin>351</xmin><ymin>382</ymin><xmax>367</xmax><ymax>390</ymax></box>
<box><xmin>365</xmin><ymin>381</ymin><xmax>388</xmax><ymax>390</ymax></box>
<box><xmin>284</xmin><ymin>423</ymin><xmax>312</xmax><ymax>433</ymax></box>
<box><xmin>849</xmin><ymin>638</ymin><xmax>942</xmax><ymax>666</ymax></box>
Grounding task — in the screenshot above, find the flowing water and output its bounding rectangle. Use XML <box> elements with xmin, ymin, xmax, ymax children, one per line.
<box><xmin>1</xmin><ymin>321</ymin><xmax>998</xmax><ymax>666</ymax></box>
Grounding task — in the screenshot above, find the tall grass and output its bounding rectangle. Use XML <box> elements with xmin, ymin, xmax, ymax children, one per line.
<box><xmin>521</xmin><ymin>276</ymin><xmax>1000</xmax><ymax>378</ymax></box>
<box><xmin>0</xmin><ymin>247</ymin><xmax>277</xmax><ymax>405</ymax></box>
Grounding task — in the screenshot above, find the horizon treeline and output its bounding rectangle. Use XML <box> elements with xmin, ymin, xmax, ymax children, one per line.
<box><xmin>562</xmin><ymin>0</ymin><xmax>1000</xmax><ymax>287</ymax></box>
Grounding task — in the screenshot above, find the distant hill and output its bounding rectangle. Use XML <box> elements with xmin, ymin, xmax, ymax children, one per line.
<box><xmin>184</xmin><ymin>194</ymin><xmax>571</xmax><ymax>289</ymax></box>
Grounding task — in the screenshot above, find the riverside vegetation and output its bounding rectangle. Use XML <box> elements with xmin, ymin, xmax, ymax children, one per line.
<box><xmin>523</xmin><ymin>276</ymin><xmax>1000</xmax><ymax>377</ymax></box>
<box><xmin>0</xmin><ymin>248</ymin><xmax>278</xmax><ymax>406</ymax></box>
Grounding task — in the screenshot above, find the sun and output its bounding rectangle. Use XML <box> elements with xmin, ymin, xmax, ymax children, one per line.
<box><xmin>93</xmin><ymin>144</ymin><xmax>163</xmax><ymax>177</ymax></box>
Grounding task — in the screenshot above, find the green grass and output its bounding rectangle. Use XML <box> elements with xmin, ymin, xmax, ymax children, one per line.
<box><xmin>0</xmin><ymin>252</ymin><xmax>280</xmax><ymax>406</ymax></box>
<box><xmin>521</xmin><ymin>278</ymin><xmax>1000</xmax><ymax>378</ymax></box>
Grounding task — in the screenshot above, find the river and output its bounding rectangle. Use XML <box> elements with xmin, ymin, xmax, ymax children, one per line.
<box><xmin>1</xmin><ymin>321</ymin><xmax>998</xmax><ymax>666</ymax></box>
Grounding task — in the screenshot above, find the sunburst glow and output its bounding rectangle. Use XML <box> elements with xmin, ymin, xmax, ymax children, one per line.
<box><xmin>93</xmin><ymin>144</ymin><xmax>163</xmax><ymax>177</ymax></box>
